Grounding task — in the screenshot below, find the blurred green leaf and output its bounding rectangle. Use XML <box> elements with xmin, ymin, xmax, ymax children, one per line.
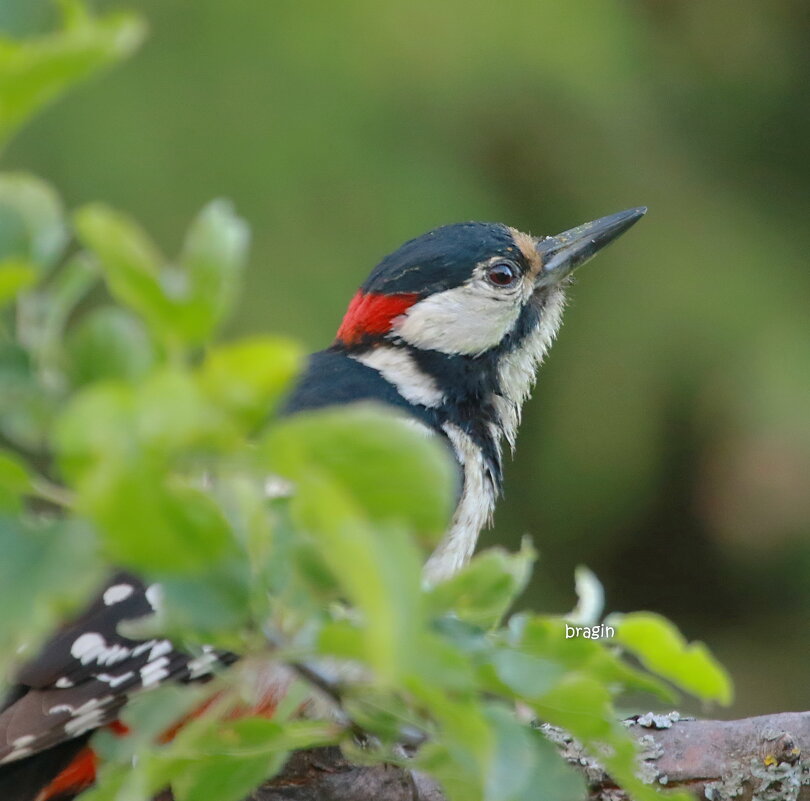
<box><xmin>199</xmin><ymin>336</ymin><xmax>302</xmax><ymax>428</ymax></box>
<box><xmin>484</xmin><ymin>704</ymin><xmax>584</xmax><ymax>801</ymax></box>
<box><xmin>532</xmin><ymin>674</ymin><xmax>685</xmax><ymax>801</ymax></box>
<box><xmin>0</xmin><ymin>172</ymin><xmax>66</xmax><ymax>272</ymax></box>
<box><xmin>89</xmin><ymin>463</ymin><xmax>236</xmax><ymax>573</ymax></box>
<box><xmin>427</xmin><ymin>542</ymin><xmax>535</xmax><ymax>629</ymax></box>
<box><xmin>512</xmin><ymin>615</ymin><xmax>676</xmax><ymax>702</ymax></box>
<box><xmin>0</xmin><ymin>0</ymin><xmax>145</xmax><ymax>150</ymax></box>
<box><xmin>67</xmin><ymin>305</ymin><xmax>155</xmax><ymax>385</ymax></box>
<box><xmin>0</xmin><ymin>515</ymin><xmax>101</xmax><ymax>679</ymax></box>
<box><xmin>263</xmin><ymin>407</ymin><xmax>458</xmax><ymax>682</ymax></box>
<box><xmin>174</xmin><ymin>199</ymin><xmax>249</xmax><ymax>343</ymax></box>
<box><xmin>149</xmin><ymin>562</ymin><xmax>253</xmax><ymax>649</ymax></box>
<box><xmin>53</xmin><ymin>380</ymin><xmax>133</xmax><ymax>479</ymax></box>
<box><xmin>0</xmin><ymin>258</ymin><xmax>35</xmax><ymax>307</ymax></box>
<box><xmin>57</xmin><ymin>368</ymin><xmax>221</xmax><ymax>475</ymax></box>
<box><xmin>265</xmin><ymin>405</ymin><xmax>456</xmax><ymax>541</ymax></box>
<box><xmin>34</xmin><ymin>253</ymin><xmax>99</xmax><ymax>370</ymax></box>
<box><xmin>0</xmin><ymin>339</ymin><xmax>56</xmax><ymax>448</ymax></box>
<box><xmin>75</xmin><ymin>200</ymin><xmax>249</xmax><ymax>347</ymax></box>
<box><xmin>484</xmin><ymin>648</ymin><xmax>565</xmax><ymax>701</ymax></box>
<box><xmin>164</xmin><ymin>718</ymin><xmax>333</xmax><ymax>801</ymax></box>
<box><xmin>55</xmin><ymin>372</ymin><xmax>236</xmax><ymax>573</ymax></box>
<box><xmin>302</xmin><ymin>484</ymin><xmax>424</xmax><ymax>683</ymax></box>
<box><xmin>608</xmin><ymin>611</ymin><xmax>733</xmax><ymax>704</ymax></box>
<box><xmin>73</xmin><ymin>203</ymin><xmax>175</xmax><ymax>338</ymax></box>
<box><xmin>0</xmin><ymin>448</ymin><xmax>30</xmax><ymax>511</ymax></box>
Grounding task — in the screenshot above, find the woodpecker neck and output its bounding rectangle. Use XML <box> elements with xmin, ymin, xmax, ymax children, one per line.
<box><xmin>346</xmin><ymin>286</ymin><xmax>567</xmax><ymax>583</ymax></box>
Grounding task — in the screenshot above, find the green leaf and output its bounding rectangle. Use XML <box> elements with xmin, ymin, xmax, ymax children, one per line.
<box><xmin>54</xmin><ymin>380</ymin><xmax>134</xmax><ymax>480</ymax></box>
<box><xmin>34</xmin><ymin>253</ymin><xmax>99</xmax><ymax>372</ymax></box>
<box><xmin>484</xmin><ymin>704</ymin><xmax>584</xmax><ymax>801</ymax></box>
<box><xmin>147</xmin><ymin>561</ymin><xmax>253</xmax><ymax>649</ymax></box>
<box><xmin>534</xmin><ymin>673</ymin><xmax>615</xmax><ymax>741</ymax></box>
<box><xmin>55</xmin><ymin>373</ymin><xmax>236</xmax><ymax>573</ymax></box>
<box><xmin>0</xmin><ymin>515</ymin><xmax>101</xmax><ymax>679</ymax></box>
<box><xmin>483</xmin><ymin>648</ymin><xmax>566</xmax><ymax>701</ymax></box>
<box><xmin>0</xmin><ymin>173</ymin><xmax>66</xmax><ymax>271</ymax></box>
<box><xmin>171</xmin><ymin>752</ymin><xmax>285</xmax><ymax>801</ymax></box>
<box><xmin>56</xmin><ymin>368</ymin><xmax>220</xmax><ymax>473</ymax></box>
<box><xmin>264</xmin><ymin>404</ymin><xmax>456</xmax><ymax>541</ymax></box>
<box><xmin>68</xmin><ymin>306</ymin><xmax>156</xmax><ymax>386</ymax></box>
<box><xmin>0</xmin><ymin>448</ymin><xmax>30</xmax><ymax>511</ymax></box>
<box><xmin>89</xmin><ymin>463</ymin><xmax>237</xmax><ymax>573</ymax></box>
<box><xmin>136</xmin><ymin>368</ymin><xmax>224</xmax><ymax>452</ymax></box>
<box><xmin>427</xmin><ymin>541</ymin><xmax>535</xmax><ymax>629</ymax></box>
<box><xmin>75</xmin><ymin>200</ymin><xmax>250</xmax><ymax>346</ymax></box>
<box><xmin>174</xmin><ymin>199</ymin><xmax>250</xmax><ymax>343</ymax></box>
<box><xmin>412</xmin><ymin>686</ymin><xmax>493</xmax><ymax>801</ymax></box>
<box><xmin>199</xmin><ymin>336</ymin><xmax>302</xmax><ymax>428</ymax></box>
<box><xmin>165</xmin><ymin>718</ymin><xmax>334</xmax><ymax>801</ymax></box>
<box><xmin>0</xmin><ymin>258</ymin><xmax>36</xmax><ymax>307</ymax></box>
<box><xmin>533</xmin><ymin>675</ymin><xmax>683</xmax><ymax>801</ymax></box>
<box><xmin>271</xmin><ymin>424</ymin><xmax>428</xmax><ymax>682</ymax></box>
<box><xmin>0</xmin><ymin>1</ymin><xmax>145</xmax><ymax>150</ymax></box>
<box><xmin>608</xmin><ymin>611</ymin><xmax>733</xmax><ymax>704</ymax></box>
<box><xmin>302</xmin><ymin>482</ymin><xmax>425</xmax><ymax>683</ymax></box>
<box><xmin>73</xmin><ymin>203</ymin><xmax>174</xmax><ymax>338</ymax></box>
<box><xmin>0</xmin><ymin>340</ymin><xmax>56</xmax><ymax>449</ymax></box>
<box><xmin>509</xmin><ymin>615</ymin><xmax>677</xmax><ymax>702</ymax></box>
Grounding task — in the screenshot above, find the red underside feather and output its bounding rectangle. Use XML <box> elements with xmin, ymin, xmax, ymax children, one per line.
<box><xmin>336</xmin><ymin>291</ymin><xmax>419</xmax><ymax>345</ymax></box>
<box><xmin>38</xmin><ymin>747</ymin><xmax>97</xmax><ymax>801</ymax></box>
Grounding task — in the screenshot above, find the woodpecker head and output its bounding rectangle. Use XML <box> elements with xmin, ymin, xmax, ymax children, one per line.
<box><xmin>335</xmin><ymin>208</ymin><xmax>646</xmax><ymax>447</ymax></box>
<box><xmin>311</xmin><ymin>208</ymin><xmax>646</xmax><ymax>582</ymax></box>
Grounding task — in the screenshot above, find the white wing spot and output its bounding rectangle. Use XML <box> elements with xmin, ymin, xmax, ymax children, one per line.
<box><xmin>148</xmin><ymin>640</ymin><xmax>173</xmax><ymax>661</ymax></box>
<box><xmin>103</xmin><ymin>583</ymin><xmax>134</xmax><ymax>605</ymax></box>
<box><xmin>97</xmin><ymin>671</ymin><xmax>135</xmax><ymax>688</ymax></box>
<box><xmin>69</xmin><ymin>632</ymin><xmax>130</xmax><ymax>666</ymax></box>
<box><xmin>48</xmin><ymin>704</ymin><xmax>75</xmax><ymax>716</ymax></box>
<box><xmin>131</xmin><ymin>639</ymin><xmax>157</xmax><ymax>657</ymax></box>
<box><xmin>187</xmin><ymin>651</ymin><xmax>219</xmax><ymax>679</ymax></box>
<box><xmin>1</xmin><ymin>747</ymin><xmax>32</xmax><ymax>763</ymax></box>
<box><xmin>63</xmin><ymin>697</ymin><xmax>114</xmax><ymax>737</ymax></box>
<box><xmin>55</xmin><ymin>676</ymin><xmax>74</xmax><ymax>688</ymax></box>
<box><xmin>140</xmin><ymin>656</ymin><xmax>170</xmax><ymax>688</ymax></box>
<box><xmin>144</xmin><ymin>584</ymin><xmax>163</xmax><ymax>612</ymax></box>
<box><xmin>70</xmin><ymin>632</ymin><xmax>106</xmax><ymax>664</ymax></box>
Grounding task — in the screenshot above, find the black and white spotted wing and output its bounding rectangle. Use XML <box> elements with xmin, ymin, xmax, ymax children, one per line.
<box><xmin>0</xmin><ymin>572</ymin><xmax>235</xmax><ymax>767</ymax></box>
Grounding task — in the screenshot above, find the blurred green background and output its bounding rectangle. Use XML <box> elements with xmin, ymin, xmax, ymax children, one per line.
<box><xmin>2</xmin><ymin>0</ymin><xmax>808</xmax><ymax>717</ymax></box>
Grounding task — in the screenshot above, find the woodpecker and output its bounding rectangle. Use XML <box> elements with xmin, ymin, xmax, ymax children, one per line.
<box><xmin>0</xmin><ymin>208</ymin><xmax>645</xmax><ymax>800</ymax></box>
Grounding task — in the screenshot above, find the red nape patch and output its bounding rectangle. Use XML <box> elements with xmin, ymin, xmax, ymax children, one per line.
<box><xmin>336</xmin><ymin>291</ymin><xmax>419</xmax><ymax>346</ymax></box>
<box><xmin>38</xmin><ymin>747</ymin><xmax>97</xmax><ymax>801</ymax></box>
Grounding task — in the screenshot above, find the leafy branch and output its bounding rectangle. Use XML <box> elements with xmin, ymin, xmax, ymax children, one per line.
<box><xmin>0</xmin><ymin>5</ymin><xmax>762</xmax><ymax>801</ymax></box>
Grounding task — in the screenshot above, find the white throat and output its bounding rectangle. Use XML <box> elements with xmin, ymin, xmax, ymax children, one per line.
<box><xmin>424</xmin><ymin>287</ymin><xmax>567</xmax><ymax>584</ymax></box>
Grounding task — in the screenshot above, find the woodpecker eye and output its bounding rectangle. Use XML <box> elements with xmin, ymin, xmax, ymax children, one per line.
<box><xmin>486</xmin><ymin>261</ymin><xmax>519</xmax><ymax>287</ymax></box>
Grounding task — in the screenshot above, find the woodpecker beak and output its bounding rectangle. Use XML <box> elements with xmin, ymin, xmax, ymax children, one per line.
<box><xmin>535</xmin><ymin>206</ymin><xmax>646</xmax><ymax>286</ymax></box>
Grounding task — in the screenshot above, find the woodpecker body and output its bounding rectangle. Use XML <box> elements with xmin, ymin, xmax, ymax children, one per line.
<box><xmin>0</xmin><ymin>210</ymin><xmax>645</xmax><ymax>800</ymax></box>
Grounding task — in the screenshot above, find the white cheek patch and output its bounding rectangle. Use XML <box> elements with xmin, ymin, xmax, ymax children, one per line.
<box><xmin>392</xmin><ymin>282</ymin><xmax>523</xmax><ymax>356</ymax></box>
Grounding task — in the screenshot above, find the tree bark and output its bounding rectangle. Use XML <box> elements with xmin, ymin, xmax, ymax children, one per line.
<box><xmin>247</xmin><ymin>711</ymin><xmax>810</xmax><ymax>801</ymax></box>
